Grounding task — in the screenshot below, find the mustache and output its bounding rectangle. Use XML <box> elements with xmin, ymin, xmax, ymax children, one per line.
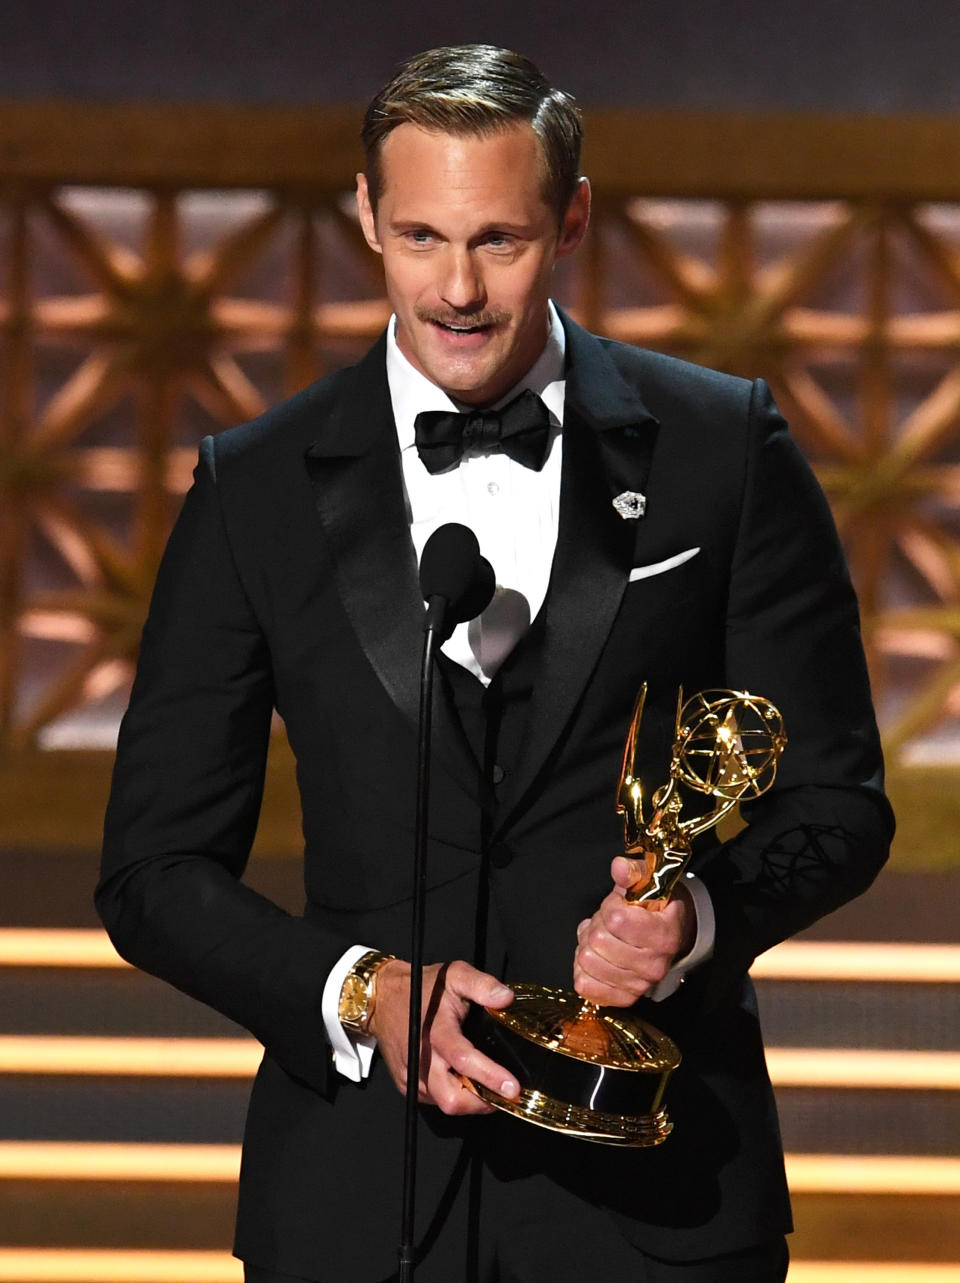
<box><xmin>415</xmin><ymin>306</ymin><xmax>510</xmax><ymax>328</ymax></box>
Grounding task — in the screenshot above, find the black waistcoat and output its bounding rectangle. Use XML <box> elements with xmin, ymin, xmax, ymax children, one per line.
<box><xmin>436</xmin><ymin>609</ymin><xmax>548</xmax><ymax>828</ymax></box>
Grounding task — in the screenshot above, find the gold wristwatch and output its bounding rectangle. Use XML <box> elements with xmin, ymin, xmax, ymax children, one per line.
<box><xmin>338</xmin><ymin>950</ymin><xmax>397</xmax><ymax>1036</ymax></box>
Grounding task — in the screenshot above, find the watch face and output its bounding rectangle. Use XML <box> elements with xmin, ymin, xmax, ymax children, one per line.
<box><xmin>340</xmin><ymin>973</ymin><xmax>369</xmax><ymax>1025</ymax></box>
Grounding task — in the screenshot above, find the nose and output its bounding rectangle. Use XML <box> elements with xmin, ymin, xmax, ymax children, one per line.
<box><xmin>438</xmin><ymin>247</ymin><xmax>485</xmax><ymax>312</ymax></box>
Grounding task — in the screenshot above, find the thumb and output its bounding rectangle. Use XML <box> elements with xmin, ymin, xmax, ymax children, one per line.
<box><xmin>610</xmin><ymin>854</ymin><xmax>646</xmax><ymax>895</ymax></box>
<box><xmin>448</xmin><ymin>962</ymin><xmax>514</xmax><ymax>1010</ymax></box>
<box><xmin>483</xmin><ymin>981</ymin><xmax>515</xmax><ymax>1010</ymax></box>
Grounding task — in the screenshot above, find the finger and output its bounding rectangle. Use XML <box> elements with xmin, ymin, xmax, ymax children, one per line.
<box><xmin>444</xmin><ymin>960</ymin><xmax>514</xmax><ymax>1011</ymax></box>
<box><xmin>598</xmin><ymin>896</ymin><xmax>683</xmax><ymax>953</ymax></box>
<box><xmin>580</xmin><ymin>915</ymin><xmax>673</xmax><ymax>974</ymax></box>
<box><xmin>415</xmin><ymin>1071</ymin><xmax>492</xmax><ymax>1113</ymax></box>
<box><xmin>426</xmin><ymin>1050</ymin><xmax>513</xmax><ymax>1116</ymax></box>
<box><xmin>573</xmin><ymin>962</ymin><xmax>640</xmax><ymax>1007</ymax></box>
<box><xmin>415</xmin><ymin>1052</ymin><xmax>495</xmax><ymax>1113</ymax></box>
<box><xmin>439</xmin><ymin>1086</ymin><xmax>497</xmax><ymax>1116</ymax></box>
<box><xmin>431</xmin><ymin>1010</ymin><xmax>520</xmax><ymax>1101</ymax></box>
<box><xmin>428</xmin><ymin>1064</ymin><xmax>498</xmax><ymax>1116</ymax></box>
<box><xmin>577</xmin><ymin>934</ymin><xmax>667</xmax><ymax>980</ymax></box>
<box><xmin>575</xmin><ymin>939</ymin><xmax>667</xmax><ymax>992</ymax></box>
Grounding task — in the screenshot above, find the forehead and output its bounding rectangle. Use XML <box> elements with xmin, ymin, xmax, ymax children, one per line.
<box><xmin>375</xmin><ymin>122</ymin><xmax>550</xmax><ymax>223</ymax></box>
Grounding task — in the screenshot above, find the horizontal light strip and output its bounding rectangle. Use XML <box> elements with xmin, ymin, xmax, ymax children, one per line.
<box><xmin>3</xmin><ymin>930</ymin><xmax>960</xmax><ymax>984</ymax></box>
<box><xmin>0</xmin><ymin>1250</ymin><xmax>241</xmax><ymax>1282</ymax></box>
<box><xmin>788</xmin><ymin>1267</ymin><xmax>960</xmax><ymax>1282</ymax></box>
<box><xmin>2</xmin><ymin>1037</ymin><xmax>957</xmax><ymax>1090</ymax></box>
<box><xmin>767</xmin><ymin>1048</ymin><xmax>960</xmax><ymax>1090</ymax></box>
<box><xmin>0</xmin><ymin>1253</ymin><xmax>954</xmax><ymax>1283</ymax></box>
<box><xmin>751</xmin><ymin>941</ymin><xmax>960</xmax><ymax>983</ymax></box>
<box><xmin>1</xmin><ymin>1144</ymin><xmax>957</xmax><ymax>1195</ymax></box>
<box><xmin>0</xmin><ymin>1142</ymin><xmax>240</xmax><ymax>1181</ymax></box>
<box><xmin>0</xmin><ymin>1036</ymin><xmax>260</xmax><ymax>1077</ymax></box>
<box><xmin>0</xmin><ymin>930</ymin><xmax>128</xmax><ymax>968</ymax></box>
<box><xmin>785</xmin><ymin>1153</ymin><xmax>960</xmax><ymax>1195</ymax></box>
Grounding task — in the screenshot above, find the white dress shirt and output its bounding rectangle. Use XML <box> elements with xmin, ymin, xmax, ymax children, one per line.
<box><xmin>322</xmin><ymin>305</ymin><xmax>714</xmax><ymax>1081</ymax></box>
<box><xmin>394</xmin><ymin>303</ymin><xmax>566</xmax><ymax>682</ymax></box>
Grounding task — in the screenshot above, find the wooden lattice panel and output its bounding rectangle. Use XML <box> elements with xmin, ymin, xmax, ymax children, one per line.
<box><xmin>578</xmin><ymin>197</ymin><xmax>960</xmax><ymax>759</ymax></box>
<box><xmin>0</xmin><ymin>185</ymin><xmax>389</xmax><ymax>750</ymax></box>
<box><xmin>1</xmin><ymin>106</ymin><xmax>960</xmax><ymax>763</ymax></box>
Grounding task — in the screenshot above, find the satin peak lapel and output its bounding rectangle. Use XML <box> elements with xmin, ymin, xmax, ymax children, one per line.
<box><xmin>302</xmin><ymin>338</ymin><xmax>481</xmax><ymax>799</ymax></box>
<box><xmin>496</xmin><ymin>318</ymin><xmax>660</xmax><ymax>828</ymax></box>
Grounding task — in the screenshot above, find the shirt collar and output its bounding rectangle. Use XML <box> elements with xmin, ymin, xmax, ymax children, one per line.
<box><xmin>387</xmin><ymin>301</ymin><xmax>566</xmax><ymax>452</ymax></box>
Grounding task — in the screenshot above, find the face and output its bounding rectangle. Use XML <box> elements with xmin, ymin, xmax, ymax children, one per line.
<box><xmin>356</xmin><ymin>122</ymin><xmax>589</xmax><ymax>406</ymax></box>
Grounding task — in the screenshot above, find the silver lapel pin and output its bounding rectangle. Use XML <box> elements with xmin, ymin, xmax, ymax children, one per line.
<box><xmin>612</xmin><ymin>490</ymin><xmax>647</xmax><ymax>521</ymax></box>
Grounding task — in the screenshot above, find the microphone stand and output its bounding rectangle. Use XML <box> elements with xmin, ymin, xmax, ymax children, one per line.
<box><xmin>398</xmin><ymin>600</ymin><xmax>443</xmax><ymax>1282</ymax></box>
<box><xmin>397</xmin><ymin>524</ymin><xmax>492</xmax><ymax>1281</ymax></box>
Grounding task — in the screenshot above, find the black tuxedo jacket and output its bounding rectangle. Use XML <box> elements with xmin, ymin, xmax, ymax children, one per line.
<box><xmin>98</xmin><ymin>314</ymin><xmax>892</xmax><ymax>1278</ymax></box>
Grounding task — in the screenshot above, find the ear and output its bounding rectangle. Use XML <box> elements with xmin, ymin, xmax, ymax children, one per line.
<box><xmin>556</xmin><ymin>177</ymin><xmax>591</xmax><ymax>259</ymax></box>
<box><xmin>356</xmin><ymin>173</ymin><xmax>382</xmax><ymax>254</ymax></box>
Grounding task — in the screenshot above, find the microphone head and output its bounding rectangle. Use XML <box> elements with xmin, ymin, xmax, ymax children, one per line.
<box><xmin>419</xmin><ymin>523</ymin><xmax>480</xmax><ymax>604</ymax></box>
<box><xmin>419</xmin><ymin>523</ymin><xmax>496</xmax><ymax>641</ymax></box>
<box><xmin>458</xmin><ymin>555</ymin><xmax>495</xmax><ymax>626</ymax></box>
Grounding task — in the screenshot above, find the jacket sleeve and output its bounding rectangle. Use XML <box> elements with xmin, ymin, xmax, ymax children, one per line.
<box><xmin>96</xmin><ymin>436</ymin><xmax>344</xmax><ymax>1095</ymax></box>
<box><xmin>694</xmin><ymin>379</ymin><xmax>894</xmax><ymax>998</ymax></box>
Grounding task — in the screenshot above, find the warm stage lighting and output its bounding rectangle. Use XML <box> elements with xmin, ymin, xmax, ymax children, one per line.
<box><xmin>0</xmin><ymin>1250</ymin><xmax>242</xmax><ymax>1282</ymax></box>
<box><xmin>0</xmin><ymin>1142</ymin><xmax>239</xmax><ymax>1181</ymax></box>
<box><xmin>4</xmin><ymin>930</ymin><xmax>959</xmax><ymax>983</ymax></box>
<box><xmin>787</xmin><ymin>1267</ymin><xmax>960</xmax><ymax>1282</ymax></box>
<box><xmin>0</xmin><ymin>1036</ymin><xmax>260</xmax><ymax>1077</ymax></box>
<box><xmin>767</xmin><ymin>1048</ymin><xmax>960</xmax><ymax>1091</ymax></box>
<box><xmin>751</xmin><ymin>941</ymin><xmax>960</xmax><ymax>984</ymax></box>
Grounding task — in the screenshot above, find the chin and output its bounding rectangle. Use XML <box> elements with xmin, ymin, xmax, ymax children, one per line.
<box><xmin>427</xmin><ymin>362</ymin><xmax>497</xmax><ymax>402</ymax></box>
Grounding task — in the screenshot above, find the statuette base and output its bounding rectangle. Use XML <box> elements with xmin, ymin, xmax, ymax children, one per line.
<box><xmin>463</xmin><ymin>983</ymin><xmax>680</xmax><ymax>1147</ymax></box>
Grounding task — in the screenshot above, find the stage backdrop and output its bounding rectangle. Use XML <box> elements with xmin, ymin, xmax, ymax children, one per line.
<box><xmin>1</xmin><ymin>103</ymin><xmax>959</xmax><ymax>867</ymax></box>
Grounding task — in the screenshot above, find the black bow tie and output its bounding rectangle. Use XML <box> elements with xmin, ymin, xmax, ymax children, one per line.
<box><xmin>414</xmin><ymin>389</ymin><xmax>552</xmax><ymax>475</ymax></box>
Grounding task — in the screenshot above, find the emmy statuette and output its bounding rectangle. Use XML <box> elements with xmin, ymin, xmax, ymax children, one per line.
<box><xmin>463</xmin><ymin>686</ymin><xmax>786</xmax><ymax>1145</ymax></box>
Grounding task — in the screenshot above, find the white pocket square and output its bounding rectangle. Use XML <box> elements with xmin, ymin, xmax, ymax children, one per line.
<box><xmin>628</xmin><ymin>547</ymin><xmax>700</xmax><ymax>582</ymax></box>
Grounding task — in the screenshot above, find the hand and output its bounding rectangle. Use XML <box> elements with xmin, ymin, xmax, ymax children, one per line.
<box><xmin>573</xmin><ymin>857</ymin><xmax>696</xmax><ymax>1006</ymax></box>
<box><xmin>369</xmin><ymin>959</ymin><xmax>520</xmax><ymax>1115</ymax></box>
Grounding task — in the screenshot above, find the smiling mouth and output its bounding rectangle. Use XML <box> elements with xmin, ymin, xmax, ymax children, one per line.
<box><xmin>435</xmin><ymin>321</ymin><xmax>486</xmax><ymax>335</ymax></box>
<box><xmin>417</xmin><ymin>307</ymin><xmax>508</xmax><ymax>338</ymax></box>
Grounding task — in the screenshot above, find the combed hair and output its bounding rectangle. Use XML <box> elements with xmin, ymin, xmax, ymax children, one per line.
<box><xmin>361</xmin><ymin>44</ymin><xmax>582</xmax><ymax>221</ymax></box>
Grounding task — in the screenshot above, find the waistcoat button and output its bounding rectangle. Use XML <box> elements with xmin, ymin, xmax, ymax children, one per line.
<box><xmin>489</xmin><ymin>842</ymin><xmax>512</xmax><ymax>868</ymax></box>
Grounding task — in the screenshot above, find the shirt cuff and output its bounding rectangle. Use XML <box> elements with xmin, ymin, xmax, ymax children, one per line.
<box><xmin>646</xmin><ymin>872</ymin><xmax>715</xmax><ymax>1002</ymax></box>
<box><xmin>321</xmin><ymin>943</ymin><xmax>379</xmax><ymax>1083</ymax></box>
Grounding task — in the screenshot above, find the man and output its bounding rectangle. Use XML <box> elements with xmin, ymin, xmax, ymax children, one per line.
<box><xmin>97</xmin><ymin>44</ymin><xmax>892</xmax><ymax>1283</ymax></box>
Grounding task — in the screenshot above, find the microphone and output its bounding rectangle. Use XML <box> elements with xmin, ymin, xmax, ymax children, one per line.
<box><xmin>400</xmin><ymin>522</ymin><xmax>494</xmax><ymax>1282</ymax></box>
<box><xmin>419</xmin><ymin>522</ymin><xmax>495</xmax><ymax>642</ymax></box>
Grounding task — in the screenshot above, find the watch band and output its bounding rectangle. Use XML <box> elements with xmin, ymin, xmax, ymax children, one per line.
<box><xmin>337</xmin><ymin>949</ymin><xmax>398</xmax><ymax>1036</ymax></box>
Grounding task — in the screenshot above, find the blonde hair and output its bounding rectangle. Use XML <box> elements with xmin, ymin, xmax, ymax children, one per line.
<box><xmin>361</xmin><ymin>44</ymin><xmax>582</xmax><ymax>221</ymax></box>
